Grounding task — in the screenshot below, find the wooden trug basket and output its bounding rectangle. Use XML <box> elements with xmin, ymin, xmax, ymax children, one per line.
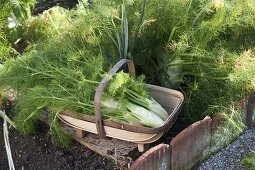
<box><xmin>58</xmin><ymin>59</ymin><xmax>184</xmax><ymax>151</ymax></box>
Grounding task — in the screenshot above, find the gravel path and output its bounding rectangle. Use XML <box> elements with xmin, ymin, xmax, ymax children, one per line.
<box><xmin>197</xmin><ymin>128</ymin><xmax>255</xmax><ymax>170</ymax></box>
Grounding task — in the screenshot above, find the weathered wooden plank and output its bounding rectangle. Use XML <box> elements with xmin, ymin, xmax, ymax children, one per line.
<box><xmin>246</xmin><ymin>92</ymin><xmax>255</xmax><ymax>128</ymax></box>
<box><xmin>170</xmin><ymin>117</ymin><xmax>212</xmax><ymax>170</ymax></box>
<box><xmin>129</xmin><ymin>144</ymin><xmax>171</xmax><ymax>170</ymax></box>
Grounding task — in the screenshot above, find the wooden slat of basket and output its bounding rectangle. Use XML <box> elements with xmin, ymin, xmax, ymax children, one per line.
<box><xmin>58</xmin><ymin>114</ymin><xmax>163</xmax><ymax>143</ymax></box>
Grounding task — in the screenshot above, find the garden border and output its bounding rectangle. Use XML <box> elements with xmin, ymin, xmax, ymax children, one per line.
<box><xmin>130</xmin><ymin>96</ymin><xmax>255</xmax><ymax>170</ymax></box>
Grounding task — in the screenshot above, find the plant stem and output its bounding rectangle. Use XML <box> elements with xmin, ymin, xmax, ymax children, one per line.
<box><xmin>130</xmin><ymin>0</ymin><xmax>147</xmax><ymax>55</ymax></box>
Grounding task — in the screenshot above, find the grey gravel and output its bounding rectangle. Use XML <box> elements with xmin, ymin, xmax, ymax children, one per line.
<box><xmin>197</xmin><ymin>128</ymin><xmax>255</xmax><ymax>170</ymax></box>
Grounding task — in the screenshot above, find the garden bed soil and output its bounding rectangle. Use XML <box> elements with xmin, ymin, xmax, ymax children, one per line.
<box><xmin>0</xmin><ymin>120</ymin><xmax>115</xmax><ymax>170</ymax></box>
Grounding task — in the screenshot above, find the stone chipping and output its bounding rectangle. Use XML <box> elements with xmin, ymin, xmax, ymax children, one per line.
<box><xmin>196</xmin><ymin>128</ymin><xmax>255</xmax><ymax>170</ymax></box>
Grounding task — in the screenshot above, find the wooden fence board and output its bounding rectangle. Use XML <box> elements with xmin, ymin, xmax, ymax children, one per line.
<box><xmin>170</xmin><ymin>118</ymin><xmax>212</xmax><ymax>170</ymax></box>
<box><xmin>129</xmin><ymin>144</ymin><xmax>171</xmax><ymax>170</ymax></box>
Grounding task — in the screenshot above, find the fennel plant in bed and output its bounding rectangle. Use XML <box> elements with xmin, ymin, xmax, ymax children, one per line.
<box><xmin>0</xmin><ymin>1</ymin><xmax>168</xmax><ymax>145</ymax></box>
<box><xmin>126</xmin><ymin>0</ymin><xmax>255</xmax><ymax>121</ymax></box>
<box><xmin>0</xmin><ymin>49</ymin><xmax>166</xmax><ymax>144</ymax></box>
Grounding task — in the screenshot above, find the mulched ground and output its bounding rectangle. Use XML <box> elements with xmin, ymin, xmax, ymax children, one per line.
<box><xmin>0</xmin><ymin>120</ymin><xmax>116</xmax><ymax>170</ymax></box>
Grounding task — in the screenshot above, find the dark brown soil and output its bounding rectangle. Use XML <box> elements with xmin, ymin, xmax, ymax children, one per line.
<box><xmin>0</xmin><ymin>120</ymin><xmax>116</xmax><ymax>170</ymax></box>
<box><xmin>0</xmin><ymin>100</ymin><xmax>116</xmax><ymax>170</ymax></box>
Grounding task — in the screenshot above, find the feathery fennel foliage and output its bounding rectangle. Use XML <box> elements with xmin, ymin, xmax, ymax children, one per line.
<box><xmin>123</xmin><ymin>0</ymin><xmax>255</xmax><ymax>120</ymax></box>
<box><xmin>0</xmin><ymin>1</ymin><xmax>159</xmax><ymax>144</ymax></box>
<box><xmin>0</xmin><ymin>2</ymin><xmax>110</xmax><ymax>144</ymax></box>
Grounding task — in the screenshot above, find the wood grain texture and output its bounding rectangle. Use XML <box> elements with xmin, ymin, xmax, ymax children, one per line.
<box><xmin>129</xmin><ymin>144</ymin><xmax>171</xmax><ymax>170</ymax></box>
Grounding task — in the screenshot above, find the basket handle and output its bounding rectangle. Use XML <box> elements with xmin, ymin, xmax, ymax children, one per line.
<box><xmin>94</xmin><ymin>59</ymin><xmax>136</xmax><ymax>138</ymax></box>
